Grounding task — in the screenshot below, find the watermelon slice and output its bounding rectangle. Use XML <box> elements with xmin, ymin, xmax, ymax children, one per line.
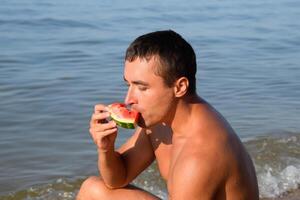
<box><xmin>107</xmin><ymin>103</ymin><xmax>139</xmax><ymax>129</ymax></box>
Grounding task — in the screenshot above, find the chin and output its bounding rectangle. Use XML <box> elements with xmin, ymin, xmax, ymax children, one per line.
<box><xmin>137</xmin><ymin>116</ymin><xmax>157</xmax><ymax>129</ymax></box>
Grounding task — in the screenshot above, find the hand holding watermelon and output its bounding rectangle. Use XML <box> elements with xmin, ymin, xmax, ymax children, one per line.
<box><xmin>89</xmin><ymin>104</ymin><xmax>118</xmax><ymax>152</ymax></box>
<box><xmin>89</xmin><ymin>103</ymin><xmax>139</xmax><ymax>152</ymax></box>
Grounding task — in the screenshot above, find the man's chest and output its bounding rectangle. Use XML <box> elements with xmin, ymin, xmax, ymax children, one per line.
<box><xmin>154</xmin><ymin>142</ymin><xmax>172</xmax><ymax>180</ymax></box>
<box><xmin>150</xmin><ymin>140</ymin><xmax>185</xmax><ymax>182</ymax></box>
<box><xmin>147</xmin><ymin>125</ymin><xmax>185</xmax><ymax>181</ymax></box>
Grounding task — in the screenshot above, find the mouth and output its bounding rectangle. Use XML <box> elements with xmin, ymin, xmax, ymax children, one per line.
<box><xmin>130</xmin><ymin>105</ymin><xmax>141</xmax><ymax>113</ymax></box>
<box><xmin>129</xmin><ymin>106</ymin><xmax>147</xmax><ymax>128</ymax></box>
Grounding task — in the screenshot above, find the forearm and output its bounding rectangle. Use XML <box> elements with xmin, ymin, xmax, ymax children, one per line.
<box><xmin>98</xmin><ymin>148</ymin><xmax>127</xmax><ymax>188</ymax></box>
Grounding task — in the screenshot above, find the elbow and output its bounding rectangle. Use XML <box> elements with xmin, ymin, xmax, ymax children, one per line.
<box><xmin>104</xmin><ymin>181</ymin><xmax>129</xmax><ymax>190</ymax></box>
<box><xmin>101</xmin><ymin>172</ymin><xmax>130</xmax><ymax>189</ymax></box>
<box><xmin>104</xmin><ymin>183</ymin><xmax>118</xmax><ymax>190</ymax></box>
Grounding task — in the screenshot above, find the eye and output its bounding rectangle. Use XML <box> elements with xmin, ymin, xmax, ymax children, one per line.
<box><xmin>138</xmin><ymin>86</ymin><xmax>148</xmax><ymax>91</ymax></box>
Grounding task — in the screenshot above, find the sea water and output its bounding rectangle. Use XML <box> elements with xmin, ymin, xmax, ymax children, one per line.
<box><xmin>0</xmin><ymin>0</ymin><xmax>299</xmax><ymax>199</ymax></box>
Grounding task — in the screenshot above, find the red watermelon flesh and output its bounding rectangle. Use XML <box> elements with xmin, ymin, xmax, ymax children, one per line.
<box><xmin>107</xmin><ymin>103</ymin><xmax>139</xmax><ymax>129</ymax></box>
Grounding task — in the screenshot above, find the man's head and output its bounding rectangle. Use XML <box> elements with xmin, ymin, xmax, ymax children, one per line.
<box><xmin>125</xmin><ymin>30</ymin><xmax>197</xmax><ymax>96</ymax></box>
<box><xmin>123</xmin><ymin>30</ymin><xmax>197</xmax><ymax>128</ymax></box>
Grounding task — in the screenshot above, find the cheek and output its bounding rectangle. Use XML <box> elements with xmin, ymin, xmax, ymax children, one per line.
<box><xmin>139</xmin><ymin>95</ymin><xmax>158</xmax><ymax>114</ymax></box>
<box><xmin>142</xmin><ymin>89</ymin><xmax>170</xmax><ymax>106</ymax></box>
<box><xmin>144</xmin><ymin>90</ymin><xmax>174</xmax><ymax>116</ymax></box>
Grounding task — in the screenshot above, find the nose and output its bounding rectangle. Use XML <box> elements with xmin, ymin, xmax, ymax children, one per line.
<box><xmin>124</xmin><ymin>87</ymin><xmax>137</xmax><ymax>105</ymax></box>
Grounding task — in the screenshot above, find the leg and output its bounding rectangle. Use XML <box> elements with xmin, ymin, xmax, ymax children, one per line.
<box><xmin>76</xmin><ymin>176</ymin><xmax>161</xmax><ymax>200</ymax></box>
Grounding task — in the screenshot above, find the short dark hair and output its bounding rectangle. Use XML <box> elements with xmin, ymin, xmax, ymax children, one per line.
<box><xmin>125</xmin><ymin>30</ymin><xmax>197</xmax><ymax>95</ymax></box>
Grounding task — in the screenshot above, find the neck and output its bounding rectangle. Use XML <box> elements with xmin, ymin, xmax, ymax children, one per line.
<box><xmin>163</xmin><ymin>94</ymin><xmax>203</xmax><ymax>136</ymax></box>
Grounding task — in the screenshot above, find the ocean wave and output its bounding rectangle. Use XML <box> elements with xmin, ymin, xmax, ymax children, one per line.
<box><xmin>0</xmin><ymin>178</ymin><xmax>82</xmax><ymax>200</ymax></box>
<box><xmin>258</xmin><ymin>165</ymin><xmax>300</xmax><ymax>198</ymax></box>
<box><xmin>1</xmin><ymin>133</ymin><xmax>299</xmax><ymax>199</ymax></box>
<box><xmin>245</xmin><ymin>132</ymin><xmax>300</xmax><ymax>198</ymax></box>
<box><xmin>1</xmin><ymin>166</ymin><xmax>299</xmax><ymax>200</ymax></box>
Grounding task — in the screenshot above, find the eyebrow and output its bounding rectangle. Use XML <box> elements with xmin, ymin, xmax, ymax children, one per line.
<box><xmin>123</xmin><ymin>76</ymin><xmax>149</xmax><ymax>86</ymax></box>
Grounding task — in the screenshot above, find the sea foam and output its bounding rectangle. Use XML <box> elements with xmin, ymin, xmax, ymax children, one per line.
<box><xmin>258</xmin><ymin>165</ymin><xmax>300</xmax><ymax>198</ymax></box>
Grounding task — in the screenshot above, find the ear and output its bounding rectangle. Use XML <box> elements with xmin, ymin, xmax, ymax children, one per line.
<box><xmin>173</xmin><ymin>77</ymin><xmax>189</xmax><ymax>97</ymax></box>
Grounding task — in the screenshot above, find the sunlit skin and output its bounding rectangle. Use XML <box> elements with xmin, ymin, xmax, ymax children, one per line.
<box><xmin>77</xmin><ymin>56</ymin><xmax>259</xmax><ymax>200</ymax></box>
<box><xmin>123</xmin><ymin>56</ymin><xmax>178</xmax><ymax>129</ymax></box>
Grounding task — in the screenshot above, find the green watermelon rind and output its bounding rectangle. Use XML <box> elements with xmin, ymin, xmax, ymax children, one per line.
<box><xmin>107</xmin><ymin>104</ymin><xmax>137</xmax><ymax>129</ymax></box>
<box><xmin>110</xmin><ymin>112</ymin><xmax>136</xmax><ymax>129</ymax></box>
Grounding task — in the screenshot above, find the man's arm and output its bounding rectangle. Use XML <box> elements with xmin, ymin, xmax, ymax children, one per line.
<box><xmin>90</xmin><ymin>104</ymin><xmax>155</xmax><ymax>189</ymax></box>
<box><xmin>99</xmin><ymin>127</ymin><xmax>155</xmax><ymax>188</ymax></box>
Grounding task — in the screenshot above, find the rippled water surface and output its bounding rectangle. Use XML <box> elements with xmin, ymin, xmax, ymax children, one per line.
<box><xmin>0</xmin><ymin>0</ymin><xmax>300</xmax><ymax>199</ymax></box>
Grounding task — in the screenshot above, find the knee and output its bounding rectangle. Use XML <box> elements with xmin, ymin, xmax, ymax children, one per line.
<box><xmin>77</xmin><ymin>176</ymin><xmax>109</xmax><ymax>200</ymax></box>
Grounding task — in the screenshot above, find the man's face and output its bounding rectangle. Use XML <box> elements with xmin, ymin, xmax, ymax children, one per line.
<box><xmin>124</xmin><ymin>56</ymin><xmax>176</xmax><ymax>128</ymax></box>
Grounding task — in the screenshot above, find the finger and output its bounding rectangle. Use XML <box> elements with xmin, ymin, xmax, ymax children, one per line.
<box><xmin>94</xmin><ymin>104</ymin><xmax>109</xmax><ymax>114</ymax></box>
<box><xmin>90</xmin><ymin>119</ymin><xmax>116</xmax><ymax>131</ymax></box>
<box><xmin>102</xmin><ymin>120</ymin><xmax>117</xmax><ymax>131</ymax></box>
<box><xmin>91</xmin><ymin>112</ymin><xmax>110</xmax><ymax>124</ymax></box>
<box><xmin>90</xmin><ymin>126</ymin><xmax>118</xmax><ymax>139</ymax></box>
<box><xmin>91</xmin><ymin>120</ymin><xmax>116</xmax><ymax>132</ymax></box>
<box><xmin>100</xmin><ymin>127</ymin><xmax>118</xmax><ymax>137</ymax></box>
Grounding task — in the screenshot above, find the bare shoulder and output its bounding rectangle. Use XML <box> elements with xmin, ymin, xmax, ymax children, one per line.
<box><xmin>169</xmin><ymin>141</ymin><xmax>227</xmax><ymax>200</ymax></box>
<box><xmin>168</xmin><ymin>101</ymin><xmax>259</xmax><ymax>199</ymax></box>
<box><xmin>200</xmin><ymin>104</ymin><xmax>259</xmax><ymax>198</ymax></box>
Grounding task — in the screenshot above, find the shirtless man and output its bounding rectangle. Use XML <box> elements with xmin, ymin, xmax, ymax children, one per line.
<box><xmin>77</xmin><ymin>30</ymin><xmax>259</xmax><ymax>200</ymax></box>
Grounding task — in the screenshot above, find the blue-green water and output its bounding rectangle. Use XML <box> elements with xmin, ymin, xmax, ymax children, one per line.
<box><xmin>0</xmin><ymin>0</ymin><xmax>299</xmax><ymax>199</ymax></box>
